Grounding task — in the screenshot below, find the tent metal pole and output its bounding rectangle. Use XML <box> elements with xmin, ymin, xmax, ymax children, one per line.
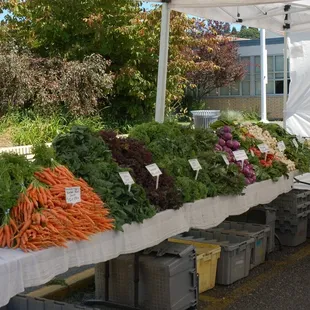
<box><xmin>260</xmin><ymin>28</ymin><xmax>267</xmax><ymax>122</ymax></box>
<box><xmin>283</xmin><ymin>31</ymin><xmax>288</xmax><ymax>129</ymax></box>
<box><xmin>155</xmin><ymin>2</ymin><xmax>170</xmax><ymax>123</ymax></box>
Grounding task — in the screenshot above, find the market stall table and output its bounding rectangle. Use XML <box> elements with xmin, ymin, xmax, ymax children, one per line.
<box><xmin>0</xmin><ymin>172</ymin><xmax>297</xmax><ymax>308</ymax></box>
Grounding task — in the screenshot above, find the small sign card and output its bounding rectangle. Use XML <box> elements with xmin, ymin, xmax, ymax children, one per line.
<box><xmin>257</xmin><ymin>144</ymin><xmax>269</xmax><ymax>153</ymax></box>
<box><xmin>188</xmin><ymin>158</ymin><xmax>202</xmax><ymax>180</ymax></box>
<box><xmin>277</xmin><ymin>141</ymin><xmax>286</xmax><ymax>152</ymax></box>
<box><xmin>292</xmin><ymin>138</ymin><xmax>299</xmax><ymax>149</ymax></box>
<box><xmin>221</xmin><ymin>154</ymin><xmax>229</xmax><ymax>166</ymax></box>
<box><xmin>188</xmin><ymin>159</ymin><xmax>202</xmax><ymax>171</ymax></box>
<box><xmin>146</xmin><ymin>163</ymin><xmax>162</xmax><ymax>189</ymax></box>
<box><xmin>233</xmin><ymin>150</ymin><xmax>248</xmax><ymax>169</ymax></box>
<box><xmin>119</xmin><ymin>171</ymin><xmax>135</xmax><ymax>192</ymax></box>
<box><xmin>65</xmin><ymin>187</ymin><xmax>81</xmax><ymax>204</ymax></box>
<box><xmin>146</xmin><ymin>163</ymin><xmax>162</xmax><ymax>177</ymax></box>
<box><xmin>233</xmin><ymin>150</ymin><xmax>248</xmax><ymax>161</ymax></box>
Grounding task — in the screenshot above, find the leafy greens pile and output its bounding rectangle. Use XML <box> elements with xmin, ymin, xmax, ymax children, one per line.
<box><xmin>100</xmin><ymin>131</ymin><xmax>183</xmax><ymax>211</ymax></box>
<box><xmin>129</xmin><ymin>122</ymin><xmax>247</xmax><ymax>201</ymax></box>
<box><xmin>52</xmin><ymin>126</ymin><xmax>155</xmax><ymax>230</ymax></box>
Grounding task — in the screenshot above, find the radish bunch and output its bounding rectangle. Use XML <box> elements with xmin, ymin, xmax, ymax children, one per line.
<box><xmin>215</xmin><ymin>125</ymin><xmax>256</xmax><ymax>185</ymax></box>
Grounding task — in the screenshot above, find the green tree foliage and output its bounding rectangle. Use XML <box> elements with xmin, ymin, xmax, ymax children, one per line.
<box><xmin>231</xmin><ymin>26</ymin><xmax>237</xmax><ymax>35</ymax></box>
<box><xmin>186</xmin><ymin>20</ymin><xmax>245</xmax><ymax>102</ymax></box>
<box><xmin>1</xmin><ymin>0</ymin><xmax>198</xmax><ymax>121</ymax></box>
<box><xmin>0</xmin><ymin>1</ymin><xmax>244</xmax><ymax>121</ymax></box>
<box><xmin>238</xmin><ymin>26</ymin><xmax>260</xmax><ymax>39</ymax></box>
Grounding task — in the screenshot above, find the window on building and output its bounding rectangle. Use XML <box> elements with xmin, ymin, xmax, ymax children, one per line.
<box><xmin>241</xmin><ymin>56</ymin><xmax>250</xmax><ymax>96</ymax></box>
<box><xmin>254</xmin><ymin>55</ymin><xmax>290</xmax><ymax>95</ymax></box>
<box><xmin>210</xmin><ymin>54</ymin><xmax>290</xmax><ymax>97</ymax></box>
<box><xmin>217</xmin><ymin>56</ymin><xmax>249</xmax><ymax>96</ymax></box>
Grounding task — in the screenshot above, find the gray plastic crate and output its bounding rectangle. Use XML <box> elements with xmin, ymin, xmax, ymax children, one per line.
<box><xmin>95</xmin><ymin>241</ymin><xmax>198</xmax><ymax>310</ymax></box>
<box><xmin>276</xmin><ymin>212</ymin><xmax>308</xmax><ymax>246</ymax></box>
<box><xmin>308</xmin><ymin>212</ymin><xmax>310</xmax><ymax>238</ymax></box>
<box><xmin>270</xmin><ymin>190</ymin><xmax>310</xmax><ymax>215</ymax></box>
<box><xmin>173</xmin><ymin>230</ymin><xmax>254</xmax><ymax>285</ymax></box>
<box><xmin>208</xmin><ymin>221</ymin><xmax>270</xmax><ymax>269</ymax></box>
<box><xmin>227</xmin><ymin>205</ymin><xmax>276</xmax><ymax>253</ymax></box>
<box><xmin>0</xmin><ymin>295</ymin><xmax>94</xmax><ymax>310</ymax></box>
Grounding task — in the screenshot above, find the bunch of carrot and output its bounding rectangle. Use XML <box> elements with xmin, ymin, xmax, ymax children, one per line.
<box><xmin>0</xmin><ymin>165</ymin><xmax>114</xmax><ymax>252</ymax></box>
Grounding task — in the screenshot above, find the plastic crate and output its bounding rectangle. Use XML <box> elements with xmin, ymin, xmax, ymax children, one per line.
<box><xmin>227</xmin><ymin>205</ymin><xmax>276</xmax><ymax>253</ymax></box>
<box><xmin>276</xmin><ymin>212</ymin><xmax>308</xmax><ymax>246</ymax></box>
<box><xmin>0</xmin><ymin>294</ymin><xmax>93</xmax><ymax>310</ymax></box>
<box><xmin>95</xmin><ymin>241</ymin><xmax>198</xmax><ymax>310</ymax></box>
<box><xmin>168</xmin><ymin>238</ymin><xmax>221</xmax><ymax>293</ymax></box>
<box><xmin>308</xmin><ymin>212</ymin><xmax>310</xmax><ymax>238</ymax></box>
<box><xmin>172</xmin><ymin>230</ymin><xmax>254</xmax><ymax>285</ymax></box>
<box><xmin>191</xmin><ymin>110</ymin><xmax>220</xmax><ymax>129</ymax></box>
<box><xmin>208</xmin><ymin>222</ymin><xmax>270</xmax><ymax>269</ymax></box>
<box><xmin>270</xmin><ymin>190</ymin><xmax>310</xmax><ymax>215</ymax></box>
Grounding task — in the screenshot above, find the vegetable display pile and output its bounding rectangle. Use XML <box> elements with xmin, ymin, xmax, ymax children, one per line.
<box><xmin>1</xmin><ymin>118</ymin><xmax>310</xmax><ymax>253</ymax></box>
<box><xmin>130</xmin><ymin>122</ymin><xmax>247</xmax><ymax>201</ymax></box>
<box><xmin>99</xmin><ymin>130</ymin><xmax>182</xmax><ymax>211</ymax></box>
<box><xmin>215</xmin><ymin>125</ymin><xmax>256</xmax><ymax>185</ymax></box>
<box><xmin>0</xmin><ymin>163</ymin><xmax>113</xmax><ymax>252</ymax></box>
<box><xmin>243</xmin><ymin>123</ymin><xmax>295</xmax><ymax>171</ymax></box>
<box><xmin>53</xmin><ymin>126</ymin><xmax>156</xmax><ymax>230</ymax></box>
<box><xmin>211</xmin><ymin>120</ymin><xmax>290</xmax><ymax>182</ymax></box>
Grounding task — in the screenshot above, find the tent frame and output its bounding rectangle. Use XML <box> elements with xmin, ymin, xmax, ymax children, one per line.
<box><xmin>152</xmin><ymin>1</ymin><xmax>304</xmax><ymax>125</ymax></box>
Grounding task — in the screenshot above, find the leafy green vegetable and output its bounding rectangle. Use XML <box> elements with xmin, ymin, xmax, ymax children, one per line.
<box><xmin>130</xmin><ymin>122</ymin><xmax>246</xmax><ymax>200</ymax></box>
<box><xmin>53</xmin><ymin>126</ymin><xmax>155</xmax><ymax>230</ymax></box>
<box><xmin>100</xmin><ymin>131</ymin><xmax>183</xmax><ymax>211</ymax></box>
<box><xmin>0</xmin><ymin>153</ymin><xmax>37</xmax><ymax>225</ymax></box>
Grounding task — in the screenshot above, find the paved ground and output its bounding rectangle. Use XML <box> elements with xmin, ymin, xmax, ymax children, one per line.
<box><xmin>198</xmin><ymin>240</ymin><xmax>310</xmax><ymax>310</ymax></box>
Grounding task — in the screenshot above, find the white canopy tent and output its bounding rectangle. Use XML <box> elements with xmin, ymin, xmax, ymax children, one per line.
<box><xmin>145</xmin><ymin>0</ymin><xmax>310</xmax><ymax>136</ymax></box>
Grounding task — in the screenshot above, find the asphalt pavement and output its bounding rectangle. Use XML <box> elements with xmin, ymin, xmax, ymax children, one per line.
<box><xmin>199</xmin><ymin>240</ymin><xmax>310</xmax><ymax>310</ymax></box>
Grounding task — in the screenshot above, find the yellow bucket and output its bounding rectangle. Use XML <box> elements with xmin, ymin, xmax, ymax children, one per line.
<box><xmin>168</xmin><ymin>238</ymin><xmax>221</xmax><ymax>293</ymax></box>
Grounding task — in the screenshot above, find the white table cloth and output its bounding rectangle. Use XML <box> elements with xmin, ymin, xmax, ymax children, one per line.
<box><xmin>0</xmin><ymin>172</ymin><xmax>296</xmax><ymax>307</ymax></box>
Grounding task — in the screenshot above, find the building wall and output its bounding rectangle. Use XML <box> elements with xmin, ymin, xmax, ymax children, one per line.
<box><xmin>204</xmin><ymin>96</ymin><xmax>283</xmax><ymax>120</ymax></box>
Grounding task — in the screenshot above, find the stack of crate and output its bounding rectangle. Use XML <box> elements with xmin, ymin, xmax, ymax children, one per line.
<box><xmin>227</xmin><ymin>205</ymin><xmax>276</xmax><ymax>253</ymax></box>
<box><xmin>269</xmin><ymin>190</ymin><xmax>310</xmax><ymax>246</ymax></box>
<box><xmin>171</xmin><ymin>230</ymin><xmax>255</xmax><ymax>285</ymax></box>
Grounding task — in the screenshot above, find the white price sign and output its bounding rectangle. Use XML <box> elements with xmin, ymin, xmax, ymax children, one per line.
<box><xmin>277</xmin><ymin>141</ymin><xmax>286</xmax><ymax>152</ymax></box>
<box><xmin>146</xmin><ymin>163</ymin><xmax>162</xmax><ymax>189</ymax></box>
<box><xmin>119</xmin><ymin>171</ymin><xmax>135</xmax><ymax>185</ymax></box>
<box><xmin>65</xmin><ymin>187</ymin><xmax>81</xmax><ymax>204</ymax></box>
<box><xmin>119</xmin><ymin>171</ymin><xmax>135</xmax><ymax>192</ymax></box>
<box><xmin>221</xmin><ymin>154</ymin><xmax>229</xmax><ymax>166</ymax></box>
<box><xmin>188</xmin><ymin>159</ymin><xmax>202</xmax><ymax>171</ymax></box>
<box><xmin>292</xmin><ymin>138</ymin><xmax>299</xmax><ymax>149</ymax></box>
<box><xmin>257</xmin><ymin>144</ymin><xmax>269</xmax><ymax>153</ymax></box>
<box><xmin>145</xmin><ymin>163</ymin><xmax>162</xmax><ymax>177</ymax></box>
<box><xmin>233</xmin><ymin>150</ymin><xmax>248</xmax><ymax>162</ymax></box>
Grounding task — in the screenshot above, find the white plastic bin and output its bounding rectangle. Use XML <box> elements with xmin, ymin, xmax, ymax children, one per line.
<box><xmin>191</xmin><ymin>110</ymin><xmax>220</xmax><ymax>129</ymax></box>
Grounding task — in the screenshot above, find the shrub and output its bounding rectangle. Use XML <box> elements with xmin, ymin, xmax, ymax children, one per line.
<box><xmin>0</xmin><ymin>51</ymin><xmax>114</xmax><ymax>115</ymax></box>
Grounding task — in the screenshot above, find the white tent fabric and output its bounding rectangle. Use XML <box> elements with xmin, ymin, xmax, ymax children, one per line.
<box><xmin>145</xmin><ymin>0</ymin><xmax>310</xmax><ymax>136</ymax></box>
<box><xmin>286</xmin><ymin>31</ymin><xmax>310</xmax><ymax>137</ymax></box>
<box><xmin>168</xmin><ymin>1</ymin><xmax>310</xmax><ymax>33</ymax></box>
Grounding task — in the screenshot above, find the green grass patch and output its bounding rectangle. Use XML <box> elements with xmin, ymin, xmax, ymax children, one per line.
<box><xmin>0</xmin><ymin>110</ymin><xmax>136</xmax><ymax>146</ymax></box>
